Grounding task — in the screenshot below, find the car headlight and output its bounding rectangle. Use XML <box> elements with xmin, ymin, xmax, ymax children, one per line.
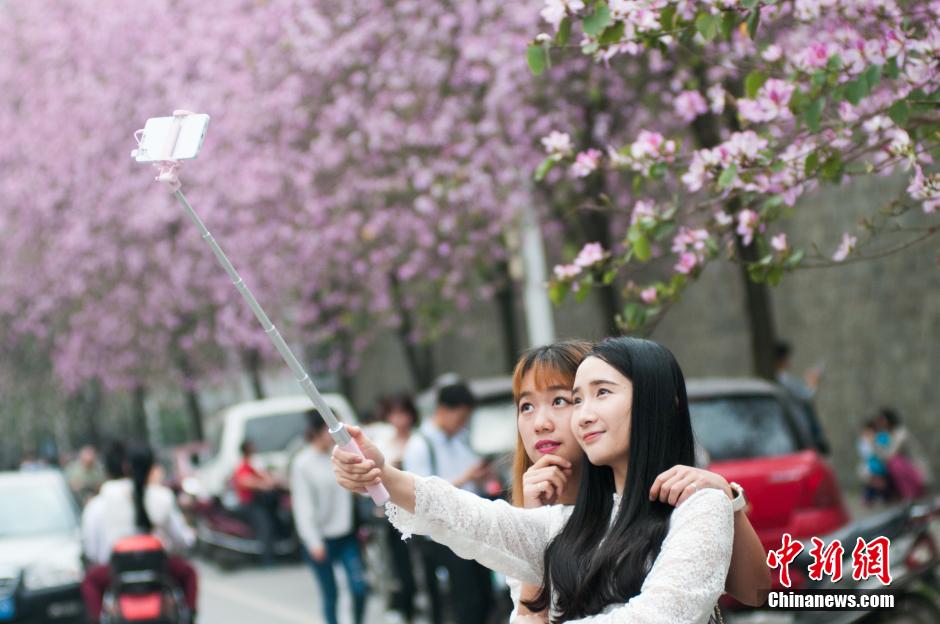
<box><xmin>23</xmin><ymin>559</ymin><xmax>83</xmax><ymax>591</ymax></box>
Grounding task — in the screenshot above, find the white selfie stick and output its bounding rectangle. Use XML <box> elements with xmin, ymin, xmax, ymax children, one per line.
<box><xmin>132</xmin><ymin>110</ymin><xmax>389</xmax><ymax>505</ymax></box>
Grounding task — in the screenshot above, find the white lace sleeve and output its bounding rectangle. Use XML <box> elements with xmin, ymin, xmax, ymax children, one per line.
<box><xmin>566</xmin><ymin>488</ymin><xmax>733</xmax><ymax>624</ymax></box>
<box><xmin>385</xmin><ymin>476</ymin><xmax>561</xmax><ymax>585</ymax></box>
<box><xmin>507</xmin><ymin>576</ymin><xmax>521</xmax><ymax>620</ymax></box>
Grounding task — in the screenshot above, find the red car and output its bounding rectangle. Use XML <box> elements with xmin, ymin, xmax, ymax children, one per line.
<box><xmin>688</xmin><ymin>379</ymin><xmax>850</xmax><ymax>556</ymax></box>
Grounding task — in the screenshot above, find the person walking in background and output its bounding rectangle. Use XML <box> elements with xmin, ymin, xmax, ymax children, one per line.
<box><xmin>66</xmin><ymin>445</ymin><xmax>105</xmax><ymax>505</ymax></box>
<box><xmin>232</xmin><ymin>439</ymin><xmax>280</xmax><ymax>566</ymax></box>
<box><xmin>376</xmin><ymin>394</ymin><xmax>420</xmax><ymax>623</ymax></box>
<box><xmin>774</xmin><ymin>340</ymin><xmax>830</xmax><ymax>454</ymax></box>
<box><xmin>857</xmin><ymin>419</ymin><xmax>893</xmax><ymax>506</ymax></box>
<box><xmin>402</xmin><ymin>381</ymin><xmax>494</xmax><ymax>624</ymax></box>
<box><xmin>873</xmin><ymin>407</ymin><xmax>929</xmax><ymax>500</ymax></box>
<box><xmin>291</xmin><ymin>410</ymin><xmax>369</xmax><ymax>624</ymax></box>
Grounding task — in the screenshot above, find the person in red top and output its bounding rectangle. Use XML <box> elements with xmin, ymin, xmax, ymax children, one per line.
<box><xmin>233</xmin><ymin>440</ymin><xmax>280</xmax><ymax>565</ymax></box>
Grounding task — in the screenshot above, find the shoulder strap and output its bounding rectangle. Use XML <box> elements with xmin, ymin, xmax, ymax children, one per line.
<box><xmin>415</xmin><ymin>430</ymin><xmax>438</xmax><ymax>476</ymax></box>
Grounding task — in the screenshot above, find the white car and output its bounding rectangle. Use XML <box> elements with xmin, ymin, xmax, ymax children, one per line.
<box><xmin>191</xmin><ymin>394</ymin><xmax>358</xmax><ymax>498</ymax></box>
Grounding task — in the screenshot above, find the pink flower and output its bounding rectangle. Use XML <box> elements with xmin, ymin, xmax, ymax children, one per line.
<box><xmin>832</xmin><ymin>233</ymin><xmax>857</xmax><ymax>262</ymax></box>
<box><xmin>574</xmin><ymin>241</ymin><xmax>606</xmax><ymax>267</ymax></box>
<box><xmin>762</xmin><ymin>45</ymin><xmax>783</xmax><ymax>62</ymax></box>
<box><xmin>674</xmin><ymin>90</ymin><xmax>708</xmax><ymax>123</ymax></box>
<box><xmin>571</xmin><ymin>148</ymin><xmax>602</xmax><ymax>177</ymax></box>
<box><xmin>799</xmin><ymin>42</ymin><xmax>830</xmax><ymax>69</ymax></box>
<box><xmin>771</xmin><ymin>233</ymin><xmax>788</xmax><ymax>252</ymax></box>
<box><xmin>554</xmin><ymin>263</ymin><xmax>582</xmax><ymax>279</ymax></box>
<box><xmin>674</xmin><ymin>252</ymin><xmax>699</xmax><ymax>275</ymax></box>
<box><xmin>640</xmin><ymin>287</ymin><xmax>658</xmax><ymax>304</ymax></box>
<box><xmin>708</xmin><ymin>84</ymin><xmax>726</xmax><ymax>114</ymax></box>
<box><xmin>736</xmin><ymin>209</ymin><xmax>760</xmax><ymax>246</ymax></box>
<box><xmin>542</xmin><ymin>131</ymin><xmax>573</xmax><ymax>156</ymax></box>
<box><xmin>630</xmin><ymin>199</ymin><xmax>658</xmax><ymax>226</ymax></box>
<box><xmin>714</xmin><ymin>211</ymin><xmax>734</xmax><ymax>227</ymax></box>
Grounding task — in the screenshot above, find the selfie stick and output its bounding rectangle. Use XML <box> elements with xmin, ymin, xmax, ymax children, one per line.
<box><xmin>132</xmin><ymin>110</ymin><xmax>389</xmax><ymax>505</ymax></box>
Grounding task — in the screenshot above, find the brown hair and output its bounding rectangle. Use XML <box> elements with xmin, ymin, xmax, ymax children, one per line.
<box><xmin>375</xmin><ymin>393</ymin><xmax>420</xmax><ymax>428</ymax></box>
<box><xmin>510</xmin><ymin>340</ymin><xmax>593</xmax><ymax>507</ymax></box>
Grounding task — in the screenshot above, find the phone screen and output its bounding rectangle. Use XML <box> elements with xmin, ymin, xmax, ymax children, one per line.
<box><xmin>134</xmin><ymin>114</ymin><xmax>210</xmax><ymax>162</ymax></box>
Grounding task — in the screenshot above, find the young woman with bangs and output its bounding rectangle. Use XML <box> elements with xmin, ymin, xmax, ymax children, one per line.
<box><xmin>333</xmin><ymin>337</ymin><xmax>770</xmax><ymax>623</ymax></box>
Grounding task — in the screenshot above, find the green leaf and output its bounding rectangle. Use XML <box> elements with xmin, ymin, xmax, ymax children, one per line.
<box><xmin>602</xmin><ymin>269</ymin><xmax>618</xmax><ymax>285</ymax></box>
<box><xmin>583</xmin><ymin>3</ymin><xmax>612</xmax><ymax>37</ymax></box>
<box><xmin>633</xmin><ymin>235</ymin><xmax>652</xmax><ymax>262</ymax></box>
<box><xmin>766</xmin><ymin>267</ymin><xmax>784</xmax><ymax>286</ymax></box>
<box><xmin>845</xmin><ymin>79</ymin><xmax>866</xmax><ymax>105</ymax></box>
<box><xmin>649</xmin><ymin>162</ymin><xmax>668</xmax><ymax>180</ymax></box>
<box><xmin>888</xmin><ymin>101</ymin><xmax>910</xmax><ymax>126</ymax></box>
<box><xmin>804</xmin><ymin>150</ymin><xmax>819</xmax><ymax>176</ymax></box>
<box><xmin>770</xmin><ymin>160</ymin><xmax>787</xmax><ymax>173</ymax></box>
<box><xmin>804</xmin><ymin>97</ymin><xmax>825</xmax><ymax>133</ymax></box>
<box><xmin>786</xmin><ymin>249</ymin><xmax>805</xmax><ymax>268</ymax></box>
<box><xmin>574</xmin><ymin>282</ymin><xmax>592</xmax><ymax>303</ymax></box>
<box><xmin>811</xmin><ymin>71</ymin><xmax>827</xmax><ymax>89</ymax></box>
<box><xmin>599</xmin><ymin>21</ymin><xmax>625</xmax><ymax>46</ymax></box>
<box><xmin>555</xmin><ymin>17</ymin><xmax>572</xmax><ymax>46</ymax></box>
<box><xmin>720</xmin><ymin>11</ymin><xmax>737</xmax><ymax>40</ymax></box>
<box><xmin>742</xmin><ymin>0</ymin><xmax>759</xmax><ymax>9</ymax></box>
<box><xmin>534</xmin><ymin>157</ymin><xmax>556</xmax><ymax>181</ymax></box>
<box><xmin>527</xmin><ymin>44</ymin><xmax>549</xmax><ymax>76</ymax></box>
<box><xmin>827</xmin><ymin>54</ymin><xmax>843</xmax><ymax>72</ymax></box>
<box><xmin>745</xmin><ymin>70</ymin><xmax>768</xmax><ymax>98</ymax></box>
<box><xmin>885</xmin><ymin>57</ymin><xmax>900</xmax><ymax>80</ymax></box>
<box><xmin>821</xmin><ymin>152</ymin><xmax>843</xmax><ymax>182</ymax></box>
<box><xmin>659</xmin><ymin>5</ymin><xmax>676</xmax><ymax>30</ymax></box>
<box><xmin>746</xmin><ymin>8</ymin><xmax>761</xmax><ymax>38</ymax></box>
<box><xmin>788</xmin><ymin>88</ymin><xmax>808</xmax><ymax>115</ymax></box>
<box><xmin>717</xmin><ymin>164</ymin><xmax>738</xmax><ymax>189</ymax></box>
<box><xmin>695</xmin><ymin>13</ymin><xmax>719</xmax><ymax>42</ymax></box>
<box><xmin>548</xmin><ymin>281</ymin><xmax>569</xmax><ymax>305</ymax></box>
<box><xmin>863</xmin><ymin>64</ymin><xmax>882</xmax><ymax>90</ymax></box>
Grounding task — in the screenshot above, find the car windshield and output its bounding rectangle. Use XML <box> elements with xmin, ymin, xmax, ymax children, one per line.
<box><xmin>244</xmin><ymin>412</ymin><xmax>308</xmax><ymax>453</ymax></box>
<box><xmin>0</xmin><ymin>478</ymin><xmax>77</xmax><ymax>538</ymax></box>
<box><xmin>690</xmin><ymin>395</ymin><xmax>801</xmax><ymax>462</ymax></box>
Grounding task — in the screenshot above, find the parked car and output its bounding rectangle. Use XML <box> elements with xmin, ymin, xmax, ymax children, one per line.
<box><xmin>190</xmin><ymin>394</ymin><xmax>359</xmax><ymax>498</ymax></box>
<box><xmin>0</xmin><ymin>470</ymin><xmax>86</xmax><ymax>624</ymax></box>
<box><xmin>687</xmin><ymin>378</ymin><xmax>850</xmax><ymax>569</ymax></box>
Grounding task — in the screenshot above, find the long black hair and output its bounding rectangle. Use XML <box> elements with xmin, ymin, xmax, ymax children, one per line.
<box><xmin>525</xmin><ymin>337</ymin><xmax>696</xmax><ymax>620</ymax></box>
<box><xmin>127</xmin><ymin>444</ymin><xmax>155</xmax><ymax>533</ymax></box>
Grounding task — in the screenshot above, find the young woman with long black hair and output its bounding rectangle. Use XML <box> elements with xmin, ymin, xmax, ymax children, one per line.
<box><xmin>333</xmin><ymin>337</ymin><xmax>740</xmax><ymax>623</ymax></box>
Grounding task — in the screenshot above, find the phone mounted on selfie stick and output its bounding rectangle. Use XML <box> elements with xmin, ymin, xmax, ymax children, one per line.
<box><xmin>131</xmin><ymin>110</ymin><xmax>390</xmax><ymax>505</ymax></box>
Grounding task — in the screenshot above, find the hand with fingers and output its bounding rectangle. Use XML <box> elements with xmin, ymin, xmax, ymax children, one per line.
<box><xmin>521</xmin><ymin>454</ymin><xmax>573</xmax><ymax>509</ymax></box>
<box><xmin>331</xmin><ymin>425</ymin><xmax>386</xmax><ymax>494</ymax></box>
<box><xmin>649</xmin><ymin>464</ymin><xmax>732</xmax><ymax>507</ymax></box>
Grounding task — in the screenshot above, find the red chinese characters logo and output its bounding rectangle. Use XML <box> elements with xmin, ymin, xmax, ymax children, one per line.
<box><xmin>766</xmin><ymin>534</ymin><xmax>893</xmax><ymax>587</ymax></box>
<box><xmin>852</xmin><ymin>536</ymin><xmax>892</xmax><ymax>585</ymax></box>
<box><xmin>807</xmin><ymin>537</ymin><xmax>845</xmax><ymax>582</ymax></box>
<box><xmin>766</xmin><ymin>532</ymin><xmax>804</xmax><ymax>588</ymax></box>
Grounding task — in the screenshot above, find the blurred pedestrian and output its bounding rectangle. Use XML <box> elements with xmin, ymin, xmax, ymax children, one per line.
<box><xmin>232</xmin><ymin>439</ymin><xmax>280</xmax><ymax>566</ymax></box>
<box><xmin>774</xmin><ymin>340</ymin><xmax>830</xmax><ymax>454</ymax></box>
<box><xmin>857</xmin><ymin>419</ymin><xmax>892</xmax><ymax>505</ymax></box>
<box><xmin>291</xmin><ymin>410</ymin><xmax>368</xmax><ymax>624</ymax></box>
<box><xmin>65</xmin><ymin>445</ymin><xmax>105</xmax><ymax>505</ymax></box>
<box><xmin>376</xmin><ymin>393</ymin><xmax>420</xmax><ymax>622</ymax></box>
<box><xmin>873</xmin><ymin>407</ymin><xmax>929</xmax><ymax>500</ymax></box>
<box><xmin>18</xmin><ymin>448</ymin><xmax>48</xmax><ymax>472</ymax></box>
<box><xmin>403</xmin><ymin>381</ymin><xmax>494</xmax><ymax>624</ymax></box>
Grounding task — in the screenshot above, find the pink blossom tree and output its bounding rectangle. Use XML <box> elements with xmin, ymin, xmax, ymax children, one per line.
<box><xmin>530</xmin><ymin>0</ymin><xmax>940</xmax><ymax>376</ymax></box>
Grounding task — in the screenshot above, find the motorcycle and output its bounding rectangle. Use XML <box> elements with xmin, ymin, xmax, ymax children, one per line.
<box><xmin>100</xmin><ymin>535</ymin><xmax>190</xmax><ymax>624</ymax></box>
<box><xmin>187</xmin><ymin>487</ymin><xmax>300</xmax><ymax>568</ymax></box>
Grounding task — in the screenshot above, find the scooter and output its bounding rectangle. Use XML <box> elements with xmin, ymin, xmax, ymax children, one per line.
<box><xmin>100</xmin><ymin>535</ymin><xmax>190</xmax><ymax>624</ymax></box>
<box><xmin>189</xmin><ymin>488</ymin><xmax>300</xmax><ymax>569</ymax></box>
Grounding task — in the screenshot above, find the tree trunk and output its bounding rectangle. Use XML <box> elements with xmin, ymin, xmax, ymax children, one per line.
<box><xmin>242</xmin><ymin>348</ymin><xmax>265</xmax><ymax>399</ymax></box>
<box><xmin>389</xmin><ymin>272</ymin><xmax>435</xmax><ymax>388</ymax></box>
<box><xmin>689</xmin><ymin>71</ymin><xmax>778</xmax><ymax>379</ymax></box>
<box><xmin>175</xmin><ymin>352</ymin><xmax>205</xmax><ymax>441</ymax></box>
<box><xmin>132</xmin><ymin>385</ymin><xmax>149</xmax><ymax>442</ymax></box>
<box><xmin>494</xmin><ymin>262</ymin><xmax>522</xmax><ymax>372</ymax></box>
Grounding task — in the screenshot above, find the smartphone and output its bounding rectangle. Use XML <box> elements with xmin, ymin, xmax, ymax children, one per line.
<box><xmin>132</xmin><ymin>113</ymin><xmax>210</xmax><ymax>162</ymax></box>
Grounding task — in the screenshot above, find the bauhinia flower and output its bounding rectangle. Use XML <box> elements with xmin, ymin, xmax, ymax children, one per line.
<box><xmin>571</xmin><ymin>149</ymin><xmax>602</xmax><ymax>177</ymax></box>
<box><xmin>573</xmin><ymin>241</ymin><xmax>606</xmax><ymax>267</ymax></box>
<box><xmin>542</xmin><ymin>130</ymin><xmax>574</xmax><ymax>157</ymax></box>
<box><xmin>832</xmin><ymin>233</ymin><xmax>858</xmax><ymax>262</ymax></box>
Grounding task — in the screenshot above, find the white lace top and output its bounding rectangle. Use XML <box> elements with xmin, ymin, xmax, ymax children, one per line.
<box><xmin>386</xmin><ymin>476</ymin><xmax>733</xmax><ymax>623</ymax></box>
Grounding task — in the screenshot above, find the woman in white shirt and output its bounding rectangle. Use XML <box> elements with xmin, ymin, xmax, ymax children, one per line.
<box><xmin>333</xmin><ymin>337</ymin><xmax>738</xmax><ymax>623</ymax></box>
